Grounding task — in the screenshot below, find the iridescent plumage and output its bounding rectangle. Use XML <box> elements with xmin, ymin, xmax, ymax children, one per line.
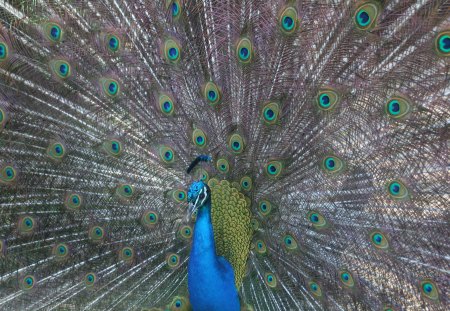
<box><xmin>0</xmin><ymin>1</ymin><xmax>449</xmax><ymax>310</ymax></box>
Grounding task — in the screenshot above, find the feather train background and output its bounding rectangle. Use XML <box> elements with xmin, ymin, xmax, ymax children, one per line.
<box><xmin>0</xmin><ymin>0</ymin><xmax>449</xmax><ymax>310</ymax></box>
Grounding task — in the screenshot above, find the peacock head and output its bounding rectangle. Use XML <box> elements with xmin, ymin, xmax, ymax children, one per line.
<box><xmin>187</xmin><ymin>180</ymin><xmax>211</xmax><ymax>219</ymax></box>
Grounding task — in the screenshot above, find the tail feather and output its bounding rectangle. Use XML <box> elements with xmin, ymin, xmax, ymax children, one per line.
<box><xmin>0</xmin><ymin>1</ymin><xmax>449</xmax><ymax>310</ymax></box>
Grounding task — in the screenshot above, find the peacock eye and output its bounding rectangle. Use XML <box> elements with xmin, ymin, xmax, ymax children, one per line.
<box><xmin>199</xmin><ymin>193</ymin><xmax>205</xmax><ymax>199</ymax></box>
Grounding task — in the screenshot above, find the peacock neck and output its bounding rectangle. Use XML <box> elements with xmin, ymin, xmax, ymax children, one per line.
<box><xmin>188</xmin><ymin>197</ymin><xmax>240</xmax><ymax>310</ymax></box>
<box><xmin>191</xmin><ymin>199</ymin><xmax>217</xmax><ymax>263</ymax></box>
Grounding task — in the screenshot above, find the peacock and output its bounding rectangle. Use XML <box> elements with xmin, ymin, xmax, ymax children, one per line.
<box><xmin>0</xmin><ymin>0</ymin><xmax>448</xmax><ymax>310</ymax></box>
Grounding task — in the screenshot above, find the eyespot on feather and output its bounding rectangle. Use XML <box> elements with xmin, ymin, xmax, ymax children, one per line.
<box><xmin>43</xmin><ymin>21</ymin><xmax>63</xmax><ymax>43</ymax></box>
<box><xmin>279</xmin><ymin>6</ymin><xmax>299</xmax><ymax>35</ymax></box>
<box><xmin>236</xmin><ymin>37</ymin><xmax>254</xmax><ymax>64</ymax></box>
<box><xmin>353</xmin><ymin>1</ymin><xmax>381</xmax><ymax>31</ymax></box>
<box><xmin>163</xmin><ymin>38</ymin><xmax>181</xmax><ymax>64</ymax></box>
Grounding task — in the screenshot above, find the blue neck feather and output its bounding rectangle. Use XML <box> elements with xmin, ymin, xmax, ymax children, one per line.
<box><xmin>188</xmin><ymin>199</ymin><xmax>240</xmax><ymax>311</ymax></box>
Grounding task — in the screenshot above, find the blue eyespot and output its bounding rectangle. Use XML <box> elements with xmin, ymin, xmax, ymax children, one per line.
<box><xmin>357</xmin><ymin>11</ymin><xmax>370</xmax><ymax>26</ymax></box>
<box><xmin>441</xmin><ymin>36</ymin><xmax>450</xmax><ymax>50</ymax></box>
<box><xmin>308</xmin><ymin>281</ymin><xmax>323</xmax><ymax>297</ymax></box>
<box><xmin>269</xmin><ymin>166</ymin><xmax>277</xmax><ymax>174</ymax></box>
<box><xmin>316</xmin><ymin>88</ymin><xmax>340</xmax><ymax>111</ymax></box>
<box><xmin>265</xmin><ymin>108</ymin><xmax>275</xmax><ymax>120</ymax></box>
<box><xmin>325</xmin><ymin>158</ymin><xmax>335</xmax><ymax>169</ymax></box>
<box><xmin>264</xmin><ymin>272</ymin><xmax>277</xmax><ymax>288</ymax></box>
<box><xmin>164</xmin><ymin>39</ymin><xmax>181</xmax><ymax>63</ymax></box>
<box><xmin>369</xmin><ymin>230</ymin><xmax>389</xmax><ymax>249</ymax></box>
<box><xmin>84</xmin><ymin>273</ymin><xmax>96</xmax><ymax>287</ymax></box>
<box><xmin>112</xmin><ymin>142</ymin><xmax>119</xmax><ymax>151</ymax></box>
<box><xmin>374</xmin><ymin>233</ymin><xmax>382</xmax><ymax>244</ymax></box>
<box><xmin>385</xmin><ymin>96</ymin><xmax>411</xmax><ymax>119</ymax></box>
<box><xmin>236</xmin><ymin>38</ymin><xmax>253</xmax><ymax>63</ymax></box>
<box><xmin>208</xmin><ymin>90</ymin><xmax>217</xmax><ymax>101</ymax></box>
<box><xmin>319</xmin><ymin>94</ymin><xmax>330</xmax><ymax>108</ymax></box>
<box><xmin>106</xmin><ymin>34</ymin><xmax>121</xmax><ymax>52</ymax></box>
<box><xmin>50</xmin><ymin>26</ymin><xmax>60</xmax><ymax>39</ymax></box>
<box><xmin>120</xmin><ymin>247</ymin><xmax>134</xmax><ymax>262</ymax></box>
<box><xmin>50</xmin><ymin>60</ymin><xmax>72</xmax><ymax>80</ymax></box>
<box><xmin>141</xmin><ymin>211</ymin><xmax>158</xmax><ymax>228</ymax></box>
<box><xmin>101</xmin><ymin>78</ymin><xmax>120</xmax><ymax>98</ymax></box>
<box><xmin>419</xmin><ymin>279</ymin><xmax>440</xmax><ymax>301</ymax></box>
<box><xmin>160</xmin><ymin>146</ymin><xmax>175</xmax><ymax>164</ymax></box>
<box><xmin>354</xmin><ymin>3</ymin><xmax>379</xmax><ymax>31</ymax></box>
<box><xmin>169</xmin><ymin>47</ymin><xmax>178</xmax><ymax>59</ymax></box>
<box><xmin>53</xmin><ymin>243</ymin><xmax>69</xmax><ymax>259</ymax></box>
<box><xmin>25</xmin><ymin>219</ymin><xmax>32</xmax><ymax>227</ymax></box>
<box><xmin>44</xmin><ymin>22</ymin><xmax>63</xmax><ymax>43</ymax></box>
<box><xmin>25</xmin><ymin>277</ymin><xmax>33</xmax><ymax>286</ymax></box>
<box><xmin>59</xmin><ymin>64</ymin><xmax>68</xmax><ymax>75</ymax></box>
<box><xmin>240</xmin><ymin>47</ymin><xmax>249</xmax><ymax>60</ymax></box>
<box><xmin>89</xmin><ymin>226</ymin><xmax>105</xmax><ymax>242</ymax></box>
<box><xmin>386</xmin><ymin>180</ymin><xmax>409</xmax><ymax>200</ymax></box>
<box><xmin>163</xmin><ymin>101</ymin><xmax>172</xmax><ymax>112</ymax></box>
<box><xmin>279</xmin><ymin>6</ymin><xmax>298</xmax><ymax>34</ymax></box>
<box><xmin>203</xmin><ymin>81</ymin><xmax>221</xmax><ymax>105</ymax></box>
<box><xmin>321</xmin><ymin>155</ymin><xmax>345</xmax><ymax>174</ymax></box>
<box><xmin>390</xmin><ymin>182</ymin><xmax>400</xmax><ymax>194</ymax></box>
<box><xmin>165</xmin><ymin>151</ymin><xmax>173</xmax><ymax>160</ymax></box>
<box><xmin>262</xmin><ymin>102</ymin><xmax>281</xmax><ymax>124</ymax></box>
<box><xmin>255</xmin><ymin>240</ymin><xmax>267</xmax><ymax>254</ymax></box>
<box><xmin>389</xmin><ymin>100</ymin><xmax>400</xmax><ymax>114</ymax></box>
<box><xmin>172</xmin><ymin>3</ymin><xmax>180</xmax><ymax>17</ymax></box>
<box><xmin>109</xmin><ymin>37</ymin><xmax>118</xmax><ymax>49</ymax></box>
<box><xmin>282</xmin><ymin>16</ymin><xmax>294</xmax><ymax>30</ymax></box>
<box><xmin>439</xmin><ymin>35</ymin><xmax>450</xmax><ymax>53</ymax></box>
<box><xmin>21</xmin><ymin>275</ymin><xmax>36</xmax><ymax>290</ymax></box>
<box><xmin>229</xmin><ymin>134</ymin><xmax>245</xmax><ymax>153</ymax></box>
<box><xmin>0</xmin><ymin>43</ymin><xmax>7</xmax><ymax>60</ymax></box>
<box><xmin>423</xmin><ymin>283</ymin><xmax>433</xmax><ymax>293</ymax></box>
